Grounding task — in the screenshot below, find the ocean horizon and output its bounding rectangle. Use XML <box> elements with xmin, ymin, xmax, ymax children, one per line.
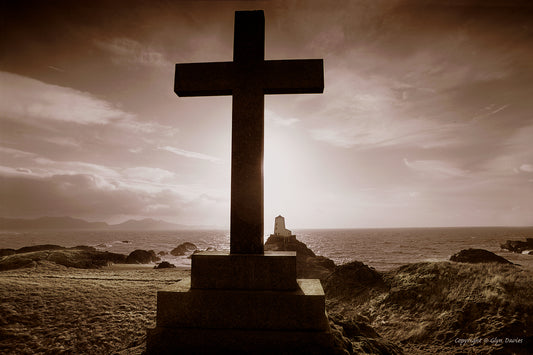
<box><xmin>1</xmin><ymin>226</ymin><xmax>532</xmax><ymax>271</ymax></box>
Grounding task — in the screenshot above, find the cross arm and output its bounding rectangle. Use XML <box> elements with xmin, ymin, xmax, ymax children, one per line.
<box><xmin>175</xmin><ymin>62</ymin><xmax>234</xmax><ymax>97</ymax></box>
<box><xmin>263</xmin><ymin>59</ymin><xmax>324</xmax><ymax>95</ymax></box>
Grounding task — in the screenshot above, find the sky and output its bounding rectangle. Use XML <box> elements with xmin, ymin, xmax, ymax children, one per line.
<box><xmin>1</xmin><ymin>0</ymin><xmax>532</xmax><ymax>229</ymax></box>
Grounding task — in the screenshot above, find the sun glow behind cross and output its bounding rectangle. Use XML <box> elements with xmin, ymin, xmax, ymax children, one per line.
<box><xmin>264</xmin><ymin>113</ymin><xmax>314</xmax><ymax>229</ymax></box>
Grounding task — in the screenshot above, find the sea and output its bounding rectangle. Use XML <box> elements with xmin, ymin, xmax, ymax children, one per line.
<box><xmin>1</xmin><ymin>227</ymin><xmax>532</xmax><ymax>271</ymax></box>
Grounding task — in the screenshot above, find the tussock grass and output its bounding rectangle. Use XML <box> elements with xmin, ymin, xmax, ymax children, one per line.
<box><xmin>327</xmin><ymin>261</ymin><xmax>533</xmax><ymax>354</ymax></box>
<box><xmin>0</xmin><ymin>264</ymin><xmax>188</xmax><ymax>354</ymax></box>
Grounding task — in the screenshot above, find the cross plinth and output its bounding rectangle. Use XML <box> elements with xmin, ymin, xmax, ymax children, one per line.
<box><xmin>175</xmin><ymin>10</ymin><xmax>324</xmax><ymax>254</ymax></box>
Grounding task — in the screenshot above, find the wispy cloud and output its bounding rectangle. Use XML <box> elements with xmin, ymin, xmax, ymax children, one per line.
<box><xmin>95</xmin><ymin>37</ymin><xmax>171</xmax><ymax>67</ymax></box>
<box><xmin>520</xmin><ymin>164</ymin><xmax>533</xmax><ymax>173</ymax></box>
<box><xmin>121</xmin><ymin>167</ymin><xmax>175</xmax><ymax>183</ymax></box>
<box><xmin>265</xmin><ymin>109</ymin><xmax>300</xmax><ymax>127</ymax></box>
<box><xmin>0</xmin><ymin>71</ymin><xmax>134</xmax><ymax>125</ymax></box>
<box><xmin>158</xmin><ymin>146</ymin><xmax>222</xmax><ymax>163</ymax></box>
<box><xmin>403</xmin><ymin>158</ymin><xmax>468</xmax><ymax>179</ymax></box>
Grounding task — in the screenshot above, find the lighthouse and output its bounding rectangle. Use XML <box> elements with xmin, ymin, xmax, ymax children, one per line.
<box><xmin>273</xmin><ymin>215</ymin><xmax>296</xmax><ymax>239</ymax></box>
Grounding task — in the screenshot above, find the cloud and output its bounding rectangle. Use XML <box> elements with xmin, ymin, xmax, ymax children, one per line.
<box><xmin>158</xmin><ymin>146</ymin><xmax>222</xmax><ymax>163</ymax></box>
<box><xmin>265</xmin><ymin>109</ymin><xmax>300</xmax><ymax>127</ymax></box>
<box><xmin>520</xmin><ymin>164</ymin><xmax>533</xmax><ymax>173</ymax></box>
<box><xmin>121</xmin><ymin>167</ymin><xmax>175</xmax><ymax>183</ymax></box>
<box><xmin>95</xmin><ymin>37</ymin><xmax>171</xmax><ymax>67</ymax></box>
<box><xmin>0</xmin><ymin>147</ymin><xmax>37</xmax><ymax>159</ymax></box>
<box><xmin>403</xmin><ymin>158</ymin><xmax>468</xmax><ymax>179</ymax></box>
<box><xmin>0</xmin><ymin>174</ymin><xmax>181</xmax><ymax>219</ymax></box>
<box><xmin>41</xmin><ymin>136</ymin><xmax>81</xmax><ymax>148</ymax></box>
<box><xmin>0</xmin><ymin>71</ymin><xmax>135</xmax><ymax>125</ymax></box>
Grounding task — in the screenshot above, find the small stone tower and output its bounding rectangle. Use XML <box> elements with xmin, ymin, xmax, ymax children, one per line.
<box><xmin>274</xmin><ymin>215</ymin><xmax>294</xmax><ymax>237</ymax></box>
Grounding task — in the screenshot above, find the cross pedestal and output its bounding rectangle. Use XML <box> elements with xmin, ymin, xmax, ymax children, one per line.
<box><xmin>146</xmin><ymin>251</ymin><xmax>334</xmax><ymax>354</ymax></box>
<box><xmin>146</xmin><ymin>10</ymin><xmax>333</xmax><ymax>353</ymax></box>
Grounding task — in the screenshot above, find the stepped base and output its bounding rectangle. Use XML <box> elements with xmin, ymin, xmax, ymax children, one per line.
<box><xmin>146</xmin><ymin>326</ymin><xmax>335</xmax><ymax>354</ymax></box>
<box><xmin>156</xmin><ymin>277</ymin><xmax>328</xmax><ymax>330</ymax></box>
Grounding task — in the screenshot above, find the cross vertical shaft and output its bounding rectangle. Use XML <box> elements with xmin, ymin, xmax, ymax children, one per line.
<box><xmin>230</xmin><ymin>11</ymin><xmax>265</xmax><ymax>254</ymax></box>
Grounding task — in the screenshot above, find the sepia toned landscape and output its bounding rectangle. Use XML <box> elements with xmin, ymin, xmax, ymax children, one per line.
<box><xmin>1</xmin><ymin>238</ymin><xmax>532</xmax><ymax>354</ymax></box>
<box><xmin>2</xmin><ymin>0</ymin><xmax>532</xmax><ymax>353</ymax></box>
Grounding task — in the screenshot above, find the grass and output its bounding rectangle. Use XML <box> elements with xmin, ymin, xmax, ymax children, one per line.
<box><xmin>0</xmin><ymin>264</ymin><xmax>188</xmax><ymax>354</ymax></box>
<box><xmin>1</xmin><ymin>259</ymin><xmax>531</xmax><ymax>354</ymax></box>
<box><xmin>326</xmin><ymin>261</ymin><xmax>533</xmax><ymax>354</ymax></box>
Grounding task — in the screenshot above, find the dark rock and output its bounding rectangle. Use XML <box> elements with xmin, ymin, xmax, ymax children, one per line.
<box><xmin>126</xmin><ymin>249</ymin><xmax>160</xmax><ymax>264</ymax></box>
<box><xmin>500</xmin><ymin>239</ymin><xmax>533</xmax><ymax>253</ymax></box>
<box><xmin>0</xmin><ymin>249</ymin><xmax>16</xmax><ymax>257</ymax></box>
<box><xmin>69</xmin><ymin>245</ymin><xmax>97</xmax><ymax>252</ymax></box>
<box><xmin>265</xmin><ymin>235</ymin><xmax>316</xmax><ymax>257</ymax></box>
<box><xmin>264</xmin><ymin>234</ymin><xmax>335</xmax><ymax>280</ymax></box>
<box><xmin>16</xmin><ymin>244</ymin><xmax>65</xmax><ymax>253</ymax></box>
<box><xmin>170</xmin><ymin>242</ymin><xmax>198</xmax><ymax>256</ymax></box>
<box><xmin>154</xmin><ymin>261</ymin><xmax>176</xmax><ymax>269</ymax></box>
<box><xmin>122</xmin><ymin>240</ymin><xmax>131</xmax><ymax>243</ymax></box>
<box><xmin>450</xmin><ymin>249</ymin><xmax>512</xmax><ymax>264</ymax></box>
<box><xmin>92</xmin><ymin>251</ymin><xmax>127</xmax><ymax>264</ymax></box>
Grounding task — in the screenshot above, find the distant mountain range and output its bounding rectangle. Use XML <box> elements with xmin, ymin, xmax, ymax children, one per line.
<box><xmin>0</xmin><ymin>216</ymin><xmax>196</xmax><ymax>231</ymax></box>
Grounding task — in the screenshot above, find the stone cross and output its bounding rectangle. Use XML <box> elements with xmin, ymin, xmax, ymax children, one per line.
<box><xmin>175</xmin><ymin>10</ymin><xmax>323</xmax><ymax>254</ymax></box>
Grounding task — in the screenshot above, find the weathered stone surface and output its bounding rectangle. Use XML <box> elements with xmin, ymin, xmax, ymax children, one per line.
<box><xmin>146</xmin><ymin>326</ymin><xmax>336</xmax><ymax>355</ymax></box>
<box><xmin>170</xmin><ymin>242</ymin><xmax>197</xmax><ymax>256</ymax></box>
<box><xmin>450</xmin><ymin>248</ymin><xmax>512</xmax><ymax>264</ymax></box>
<box><xmin>191</xmin><ymin>251</ymin><xmax>298</xmax><ymax>290</ymax></box>
<box><xmin>156</xmin><ymin>277</ymin><xmax>327</xmax><ymax>331</ymax></box>
<box><xmin>126</xmin><ymin>249</ymin><xmax>160</xmax><ymax>264</ymax></box>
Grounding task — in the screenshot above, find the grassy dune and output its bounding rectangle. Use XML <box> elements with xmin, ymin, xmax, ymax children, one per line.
<box><xmin>326</xmin><ymin>261</ymin><xmax>533</xmax><ymax>354</ymax></box>
<box><xmin>1</xmin><ymin>258</ymin><xmax>532</xmax><ymax>354</ymax></box>
<box><xmin>0</xmin><ymin>264</ymin><xmax>187</xmax><ymax>354</ymax></box>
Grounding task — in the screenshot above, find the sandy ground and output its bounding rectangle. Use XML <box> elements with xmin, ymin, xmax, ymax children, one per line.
<box><xmin>0</xmin><ymin>263</ymin><xmax>189</xmax><ymax>354</ymax></box>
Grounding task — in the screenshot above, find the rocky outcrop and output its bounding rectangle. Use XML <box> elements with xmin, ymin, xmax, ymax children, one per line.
<box><xmin>264</xmin><ymin>235</ymin><xmax>335</xmax><ymax>280</ymax></box>
<box><xmin>16</xmin><ymin>244</ymin><xmax>65</xmax><ymax>253</ymax></box>
<box><xmin>450</xmin><ymin>248</ymin><xmax>512</xmax><ymax>264</ymax></box>
<box><xmin>500</xmin><ymin>238</ymin><xmax>533</xmax><ymax>253</ymax></box>
<box><xmin>0</xmin><ymin>249</ymin><xmax>127</xmax><ymax>270</ymax></box>
<box><xmin>170</xmin><ymin>242</ymin><xmax>198</xmax><ymax>256</ymax></box>
<box><xmin>126</xmin><ymin>250</ymin><xmax>160</xmax><ymax>264</ymax></box>
<box><xmin>0</xmin><ymin>249</ymin><xmax>16</xmax><ymax>257</ymax></box>
<box><xmin>154</xmin><ymin>261</ymin><xmax>176</xmax><ymax>269</ymax></box>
